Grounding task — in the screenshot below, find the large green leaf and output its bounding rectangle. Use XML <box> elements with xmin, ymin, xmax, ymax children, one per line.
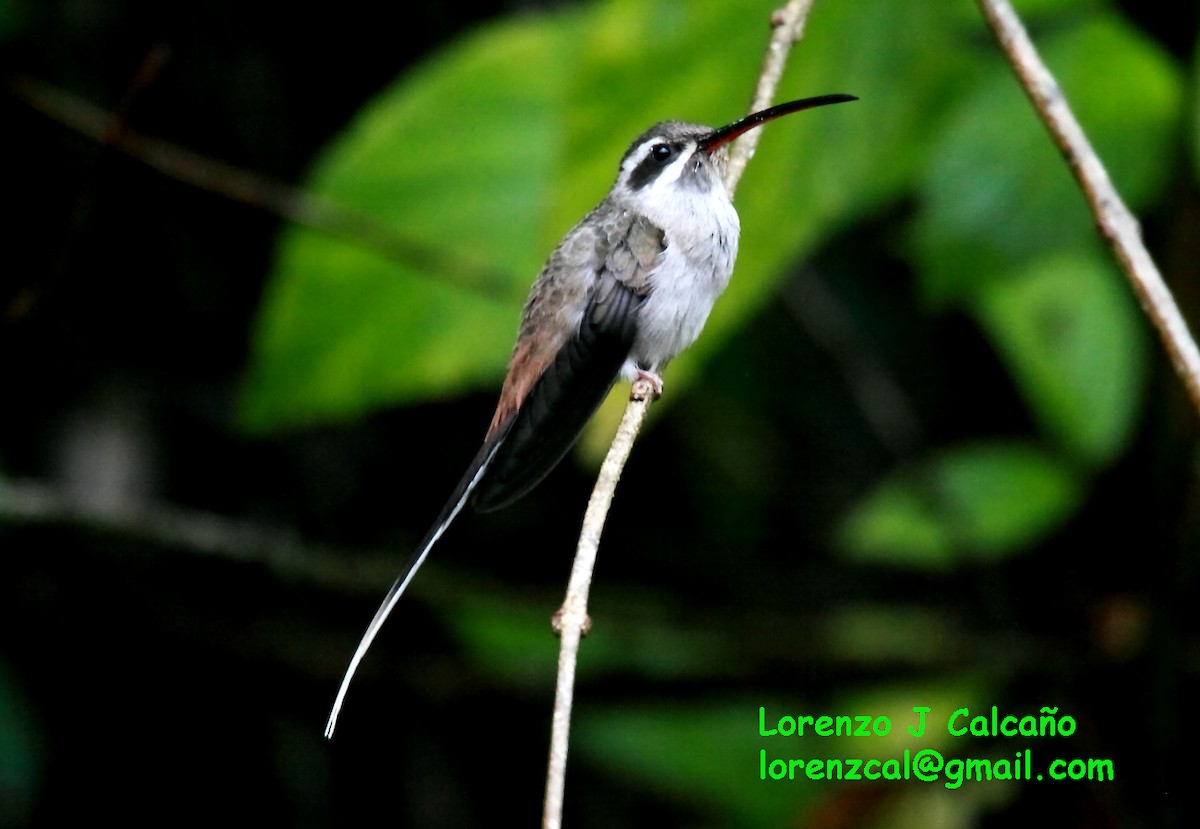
<box><xmin>241</xmin><ymin>17</ymin><xmax>570</xmax><ymax>430</ymax></box>
<box><xmin>241</xmin><ymin>0</ymin><xmax>971</xmax><ymax>432</ymax></box>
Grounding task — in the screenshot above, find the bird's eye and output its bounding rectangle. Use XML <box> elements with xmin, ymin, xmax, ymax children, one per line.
<box><xmin>650</xmin><ymin>143</ymin><xmax>673</xmax><ymax>163</ymax></box>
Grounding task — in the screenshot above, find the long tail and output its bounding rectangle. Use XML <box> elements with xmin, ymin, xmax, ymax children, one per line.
<box><xmin>323</xmin><ymin>434</ymin><xmax>507</xmax><ymax>739</ymax></box>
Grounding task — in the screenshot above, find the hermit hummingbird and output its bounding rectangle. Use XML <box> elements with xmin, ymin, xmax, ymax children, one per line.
<box><xmin>324</xmin><ymin>93</ymin><xmax>856</xmax><ymax>737</ymax></box>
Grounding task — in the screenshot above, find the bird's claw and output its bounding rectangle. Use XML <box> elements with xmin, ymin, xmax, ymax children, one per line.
<box><xmin>631</xmin><ymin>370</ymin><xmax>663</xmax><ymax>401</ymax></box>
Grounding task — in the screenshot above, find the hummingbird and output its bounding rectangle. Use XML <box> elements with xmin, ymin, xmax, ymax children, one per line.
<box><xmin>324</xmin><ymin>93</ymin><xmax>856</xmax><ymax>737</ymax></box>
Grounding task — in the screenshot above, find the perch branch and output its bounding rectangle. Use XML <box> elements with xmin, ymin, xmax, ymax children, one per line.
<box><xmin>976</xmin><ymin>0</ymin><xmax>1200</xmax><ymax>417</ymax></box>
<box><xmin>541</xmin><ymin>1</ymin><xmax>821</xmax><ymax>826</ymax></box>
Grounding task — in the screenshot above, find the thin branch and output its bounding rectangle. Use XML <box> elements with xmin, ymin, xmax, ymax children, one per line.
<box><xmin>541</xmin><ymin>378</ymin><xmax>655</xmax><ymax>829</ymax></box>
<box><xmin>541</xmin><ymin>2</ymin><xmax>821</xmax><ymax>826</ymax></box>
<box><xmin>5</xmin><ymin>47</ymin><xmax>170</xmax><ymax>324</ymax></box>
<box><xmin>0</xmin><ymin>477</ymin><xmax>392</xmax><ymax>592</ymax></box>
<box><xmin>976</xmin><ymin>0</ymin><xmax>1200</xmax><ymax>418</ymax></box>
<box><xmin>725</xmin><ymin>0</ymin><xmax>816</xmax><ymax>196</ymax></box>
<box><xmin>9</xmin><ymin>75</ymin><xmax>513</xmax><ymax>300</ymax></box>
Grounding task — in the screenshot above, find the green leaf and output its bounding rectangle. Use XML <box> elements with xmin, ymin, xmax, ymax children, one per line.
<box><xmin>972</xmin><ymin>250</ymin><xmax>1146</xmax><ymax>463</ymax></box>
<box><xmin>839</xmin><ymin>441</ymin><xmax>1083</xmax><ymax>569</ymax></box>
<box><xmin>241</xmin><ymin>14</ymin><xmax>573</xmax><ymax>430</ymax></box>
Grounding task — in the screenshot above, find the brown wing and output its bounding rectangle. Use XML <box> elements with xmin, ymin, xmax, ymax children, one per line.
<box><xmin>471</xmin><ymin>206</ymin><xmax>665</xmax><ymax>512</ymax></box>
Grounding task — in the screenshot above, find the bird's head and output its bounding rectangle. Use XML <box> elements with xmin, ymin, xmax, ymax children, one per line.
<box><xmin>611</xmin><ymin>94</ymin><xmax>857</xmax><ymax>214</ymax></box>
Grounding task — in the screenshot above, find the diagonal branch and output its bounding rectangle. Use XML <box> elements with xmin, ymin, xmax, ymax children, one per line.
<box><xmin>540</xmin><ymin>2</ymin><xmax>822</xmax><ymax>826</ymax></box>
<box><xmin>9</xmin><ymin>75</ymin><xmax>513</xmax><ymax>301</ymax></box>
<box><xmin>976</xmin><ymin>0</ymin><xmax>1200</xmax><ymax>418</ymax></box>
<box><xmin>725</xmin><ymin>0</ymin><xmax>817</xmax><ymax>196</ymax></box>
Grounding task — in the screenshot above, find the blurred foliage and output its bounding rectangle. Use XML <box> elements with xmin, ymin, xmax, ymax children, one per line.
<box><xmin>5</xmin><ymin>0</ymin><xmax>1198</xmax><ymax>826</ymax></box>
<box><xmin>240</xmin><ymin>0</ymin><xmax>948</xmax><ymax>431</ymax></box>
<box><xmin>244</xmin><ymin>0</ymin><xmax>1179</xmax><ymax>558</ymax></box>
<box><xmin>574</xmin><ymin>678</ymin><xmax>988</xmax><ymax>826</ymax></box>
<box><xmin>0</xmin><ymin>0</ymin><xmax>24</xmax><ymax>39</ymax></box>
<box><xmin>0</xmin><ymin>658</ymin><xmax>41</xmax><ymax>829</ymax></box>
<box><xmin>230</xmin><ymin>0</ymin><xmax>1191</xmax><ymax>823</ymax></box>
<box><xmin>1195</xmin><ymin>36</ymin><xmax>1200</xmax><ymax>175</ymax></box>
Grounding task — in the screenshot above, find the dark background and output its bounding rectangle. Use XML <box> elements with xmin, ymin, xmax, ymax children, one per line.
<box><xmin>2</xmin><ymin>0</ymin><xmax>1197</xmax><ymax>826</ymax></box>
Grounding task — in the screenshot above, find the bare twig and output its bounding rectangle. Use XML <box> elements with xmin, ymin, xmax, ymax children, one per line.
<box><xmin>541</xmin><ymin>2</ymin><xmax>821</xmax><ymax>826</ymax></box>
<box><xmin>0</xmin><ymin>477</ymin><xmax>392</xmax><ymax>592</ymax></box>
<box><xmin>976</xmin><ymin>0</ymin><xmax>1200</xmax><ymax>417</ymax></box>
<box><xmin>9</xmin><ymin>76</ymin><xmax>513</xmax><ymax>300</ymax></box>
<box><xmin>541</xmin><ymin>378</ymin><xmax>655</xmax><ymax>829</ymax></box>
<box><xmin>5</xmin><ymin>47</ymin><xmax>170</xmax><ymax>324</ymax></box>
<box><xmin>725</xmin><ymin>0</ymin><xmax>816</xmax><ymax>196</ymax></box>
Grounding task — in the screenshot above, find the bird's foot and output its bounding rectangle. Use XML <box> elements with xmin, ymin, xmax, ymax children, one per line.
<box><xmin>630</xmin><ymin>369</ymin><xmax>663</xmax><ymax>401</ymax></box>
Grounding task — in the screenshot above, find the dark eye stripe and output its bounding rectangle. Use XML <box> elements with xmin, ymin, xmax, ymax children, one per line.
<box><xmin>628</xmin><ymin>142</ymin><xmax>679</xmax><ymax>190</ymax></box>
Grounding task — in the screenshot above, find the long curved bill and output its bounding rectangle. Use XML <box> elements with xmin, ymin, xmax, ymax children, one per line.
<box><xmin>698</xmin><ymin>93</ymin><xmax>858</xmax><ymax>154</ymax></box>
